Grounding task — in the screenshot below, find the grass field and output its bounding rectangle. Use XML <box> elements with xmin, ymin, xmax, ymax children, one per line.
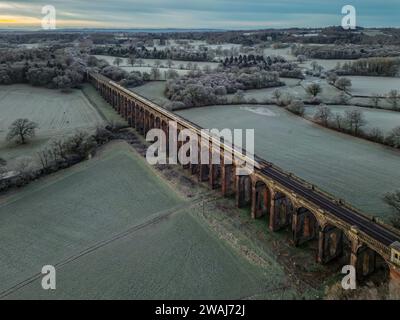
<box><xmin>0</xmin><ymin>141</ymin><xmax>303</xmax><ymax>299</ymax></box>
<box><xmin>347</xmin><ymin>76</ymin><xmax>400</xmax><ymax>97</ymax></box>
<box><xmin>0</xmin><ymin>84</ymin><xmax>104</xmax><ymax>164</ymax></box>
<box><xmin>128</xmin><ymin>81</ymin><xmax>171</xmax><ymax>107</ymax></box>
<box><xmin>304</xmin><ymin>105</ymin><xmax>400</xmax><ymax>134</ymax></box>
<box><xmin>94</xmin><ymin>55</ymin><xmax>218</xmax><ymax>80</ymax></box>
<box><xmin>176</xmin><ymin>104</ymin><xmax>400</xmax><ymax>220</ymax></box>
<box><xmin>95</xmin><ymin>55</ymin><xmax>219</xmax><ymax>69</ymax></box>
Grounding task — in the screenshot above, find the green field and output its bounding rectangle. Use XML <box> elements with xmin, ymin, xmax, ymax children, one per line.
<box><xmin>176</xmin><ymin>104</ymin><xmax>400</xmax><ymax>220</ymax></box>
<box><xmin>0</xmin><ymin>141</ymin><xmax>302</xmax><ymax>299</ymax></box>
<box><xmin>0</xmin><ymin>84</ymin><xmax>104</xmax><ymax>164</ymax></box>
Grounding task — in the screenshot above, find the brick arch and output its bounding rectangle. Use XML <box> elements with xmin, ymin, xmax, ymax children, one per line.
<box><xmin>292</xmin><ymin>206</ymin><xmax>320</xmax><ymax>246</ymax></box>
<box><xmin>251</xmin><ymin>180</ymin><xmax>272</xmax><ymax>219</ymax></box>
<box><xmin>352</xmin><ymin>244</ymin><xmax>391</xmax><ymax>281</ymax></box>
<box><xmin>318</xmin><ymin>223</ymin><xmax>348</xmax><ymax>264</ymax></box>
<box><xmin>269</xmin><ymin>190</ymin><xmax>295</xmax><ymax>232</ymax></box>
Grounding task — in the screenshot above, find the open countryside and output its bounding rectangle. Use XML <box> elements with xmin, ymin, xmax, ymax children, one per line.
<box><xmin>1</xmin><ymin>0</ymin><xmax>400</xmax><ymax>302</ymax></box>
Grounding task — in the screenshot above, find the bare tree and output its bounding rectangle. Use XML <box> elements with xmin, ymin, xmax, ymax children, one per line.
<box><xmin>150</xmin><ymin>67</ymin><xmax>161</xmax><ymax>80</ymax></box>
<box><xmin>166</xmin><ymin>59</ymin><xmax>174</xmax><ymax>68</ymax></box>
<box><xmin>313</xmin><ymin>106</ymin><xmax>332</xmax><ymax>127</ymax></box>
<box><xmin>113</xmin><ymin>57</ymin><xmax>123</xmax><ymax>67</ymax></box>
<box><xmin>136</xmin><ymin>58</ymin><xmax>144</xmax><ymax>67</ymax></box>
<box><xmin>333</xmin><ymin>113</ymin><xmax>344</xmax><ymax>130</ymax></box>
<box><xmin>370</xmin><ymin>95</ymin><xmax>381</xmax><ymax>108</ymax></box>
<box><xmin>310</xmin><ymin>61</ymin><xmax>319</xmax><ymax>72</ymax></box>
<box><xmin>6</xmin><ymin>119</ymin><xmax>38</xmax><ymax>144</ymax></box>
<box><xmin>369</xmin><ymin>127</ymin><xmax>384</xmax><ymax>143</ymax></box>
<box><xmin>272</xmin><ymin>89</ymin><xmax>282</xmax><ymax>103</ymax></box>
<box><xmin>384</xmin><ymin>190</ymin><xmax>400</xmax><ymax>228</ymax></box>
<box><xmin>335</xmin><ymin>77</ymin><xmax>352</xmax><ymax>91</ymax></box>
<box><xmin>296</xmin><ymin>55</ymin><xmax>306</xmax><ymax>63</ymax></box>
<box><xmin>344</xmin><ymin>109</ymin><xmax>366</xmax><ymax>135</ymax></box>
<box><xmin>327</xmin><ymin>72</ymin><xmax>338</xmax><ymax>85</ymax></box>
<box><xmin>287</xmin><ymin>100</ymin><xmax>305</xmax><ymax>116</ymax></box>
<box><xmin>50</xmin><ymin>138</ymin><xmax>68</xmax><ymax>160</ymax></box>
<box><xmin>0</xmin><ymin>157</ymin><xmax>6</xmax><ymax>174</ymax></box>
<box><xmin>306</xmin><ymin>83</ymin><xmax>322</xmax><ymax>97</ymax></box>
<box><xmin>387</xmin><ymin>90</ymin><xmax>400</xmax><ymax>109</ymax></box>
<box><xmin>37</xmin><ymin>149</ymin><xmax>52</xmax><ymax>169</ymax></box>
<box><xmin>127</xmin><ymin>55</ymin><xmax>136</xmax><ymax>67</ymax></box>
<box><xmin>385</xmin><ymin>126</ymin><xmax>400</xmax><ymax>148</ymax></box>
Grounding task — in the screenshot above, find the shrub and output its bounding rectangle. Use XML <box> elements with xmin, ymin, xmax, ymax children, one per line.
<box><xmin>287</xmin><ymin>100</ymin><xmax>305</xmax><ymax>116</ymax></box>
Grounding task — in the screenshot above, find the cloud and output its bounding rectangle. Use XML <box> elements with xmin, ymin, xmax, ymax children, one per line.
<box><xmin>0</xmin><ymin>0</ymin><xmax>399</xmax><ymax>29</ymax></box>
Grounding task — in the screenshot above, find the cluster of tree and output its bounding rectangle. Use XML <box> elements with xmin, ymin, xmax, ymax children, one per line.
<box><xmin>367</xmin><ymin>89</ymin><xmax>400</xmax><ymax>110</ymax></box>
<box><xmin>91</xmin><ymin>45</ymin><xmax>213</xmax><ymax>62</ymax></box>
<box><xmin>222</xmin><ymin>54</ymin><xmax>304</xmax><ymax>79</ymax></box>
<box><xmin>87</xmin><ymin>55</ymin><xmax>147</xmax><ymax>86</ymax></box>
<box><xmin>336</xmin><ymin>57</ymin><xmax>400</xmax><ymax>77</ymax></box>
<box><xmin>165</xmin><ymin>68</ymin><xmax>283</xmax><ymax>108</ymax></box>
<box><xmin>0</xmin><ymin>130</ymin><xmax>99</xmax><ymax>193</ymax></box>
<box><xmin>103</xmin><ymin>65</ymin><xmax>149</xmax><ymax>86</ymax></box>
<box><xmin>170</xmin><ymin>27</ymin><xmax>400</xmax><ymax>47</ymax></box>
<box><xmin>286</xmin><ymin>100</ymin><xmax>306</xmax><ymax>116</ymax></box>
<box><xmin>292</xmin><ymin>44</ymin><xmax>400</xmax><ymax>60</ymax></box>
<box><xmin>37</xmin><ymin>131</ymin><xmax>97</xmax><ymax>171</ymax></box>
<box><xmin>0</xmin><ymin>47</ymin><xmax>87</xmax><ymax>90</ymax></box>
<box><xmin>313</xmin><ymin>106</ymin><xmax>400</xmax><ymax>148</ymax></box>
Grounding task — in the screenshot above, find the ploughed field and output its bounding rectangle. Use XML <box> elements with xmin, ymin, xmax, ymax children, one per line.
<box><xmin>176</xmin><ymin>105</ymin><xmax>400</xmax><ymax>221</ymax></box>
<box><xmin>0</xmin><ymin>142</ymin><xmax>298</xmax><ymax>299</ymax></box>
<box><xmin>347</xmin><ymin>76</ymin><xmax>400</xmax><ymax>97</ymax></box>
<box><xmin>0</xmin><ymin>85</ymin><xmax>104</xmax><ymax>163</ymax></box>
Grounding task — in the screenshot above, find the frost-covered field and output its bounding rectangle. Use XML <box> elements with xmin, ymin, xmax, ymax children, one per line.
<box><xmin>176</xmin><ymin>105</ymin><xmax>400</xmax><ymax>220</ymax></box>
<box><xmin>0</xmin><ymin>142</ymin><xmax>294</xmax><ymax>299</ymax></box>
<box><xmin>301</xmin><ymin>79</ymin><xmax>346</xmax><ymax>102</ymax></box>
<box><xmin>233</xmin><ymin>79</ymin><xmax>343</xmax><ymax>103</ymax></box>
<box><xmin>299</xmin><ymin>59</ymin><xmax>357</xmax><ymax>71</ymax></box>
<box><xmin>347</xmin><ymin>76</ymin><xmax>400</xmax><ymax>97</ymax></box>
<box><xmin>263</xmin><ymin>47</ymin><xmax>294</xmax><ymax>60</ymax></box>
<box><xmin>0</xmin><ymin>85</ymin><xmax>104</xmax><ymax>162</ymax></box>
<box><xmin>304</xmin><ymin>105</ymin><xmax>400</xmax><ymax>134</ymax></box>
<box><xmin>129</xmin><ymin>81</ymin><xmax>170</xmax><ymax>106</ymax></box>
<box><xmin>94</xmin><ymin>54</ymin><xmax>221</xmax><ymax>80</ymax></box>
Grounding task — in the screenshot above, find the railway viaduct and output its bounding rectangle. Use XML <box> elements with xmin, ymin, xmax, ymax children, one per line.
<box><xmin>89</xmin><ymin>72</ymin><xmax>400</xmax><ymax>282</ymax></box>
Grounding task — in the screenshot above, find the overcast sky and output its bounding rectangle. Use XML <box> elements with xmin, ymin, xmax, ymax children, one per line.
<box><xmin>0</xmin><ymin>0</ymin><xmax>399</xmax><ymax>29</ymax></box>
